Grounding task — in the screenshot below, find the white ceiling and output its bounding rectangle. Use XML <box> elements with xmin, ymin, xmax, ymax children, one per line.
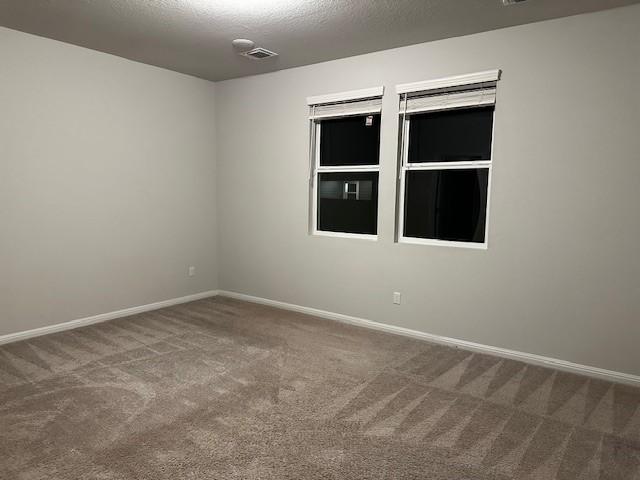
<box><xmin>0</xmin><ymin>0</ymin><xmax>638</xmax><ymax>81</ymax></box>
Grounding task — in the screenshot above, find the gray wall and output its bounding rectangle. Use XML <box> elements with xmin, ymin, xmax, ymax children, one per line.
<box><xmin>215</xmin><ymin>5</ymin><xmax>640</xmax><ymax>376</ymax></box>
<box><xmin>1</xmin><ymin>5</ymin><xmax>638</xmax><ymax>376</ymax></box>
<box><xmin>0</xmin><ymin>27</ymin><xmax>218</xmax><ymax>336</ymax></box>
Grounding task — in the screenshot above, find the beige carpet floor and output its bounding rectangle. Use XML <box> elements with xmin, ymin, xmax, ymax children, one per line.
<box><xmin>0</xmin><ymin>296</ymin><xmax>639</xmax><ymax>479</ymax></box>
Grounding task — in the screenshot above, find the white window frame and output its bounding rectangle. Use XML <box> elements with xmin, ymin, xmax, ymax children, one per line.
<box><xmin>395</xmin><ymin>70</ymin><xmax>501</xmax><ymax>250</ymax></box>
<box><xmin>307</xmin><ymin>87</ymin><xmax>384</xmax><ymax>241</ymax></box>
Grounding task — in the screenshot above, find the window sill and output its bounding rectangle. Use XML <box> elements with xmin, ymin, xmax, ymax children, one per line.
<box><xmin>313</xmin><ymin>231</ymin><xmax>378</xmax><ymax>241</ymax></box>
<box><xmin>398</xmin><ymin>237</ymin><xmax>487</xmax><ymax>250</ymax></box>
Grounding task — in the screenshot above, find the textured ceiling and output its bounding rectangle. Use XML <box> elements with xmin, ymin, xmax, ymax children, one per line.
<box><xmin>0</xmin><ymin>0</ymin><xmax>638</xmax><ymax>81</ymax></box>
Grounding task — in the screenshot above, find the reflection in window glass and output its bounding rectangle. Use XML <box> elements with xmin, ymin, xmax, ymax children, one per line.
<box><xmin>404</xmin><ymin>168</ymin><xmax>488</xmax><ymax>243</ymax></box>
<box><xmin>318</xmin><ymin>172</ymin><xmax>378</xmax><ymax>235</ymax></box>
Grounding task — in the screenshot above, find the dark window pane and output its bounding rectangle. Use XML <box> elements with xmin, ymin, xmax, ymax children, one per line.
<box><xmin>404</xmin><ymin>169</ymin><xmax>488</xmax><ymax>243</ymax></box>
<box><xmin>318</xmin><ymin>172</ymin><xmax>378</xmax><ymax>234</ymax></box>
<box><xmin>320</xmin><ymin>114</ymin><xmax>381</xmax><ymax>166</ymax></box>
<box><xmin>408</xmin><ymin>107</ymin><xmax>494</xmax><ymax>163</ymax></box>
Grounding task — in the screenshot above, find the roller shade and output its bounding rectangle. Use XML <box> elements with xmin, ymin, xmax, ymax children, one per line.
<box><xmin>402</xmin><ymin>87</ymin><xmax>496</xmax><ymax>115</ymax></box>
<box><xmin>309</xmin><ymin>97</ymin><xmax>382</xmax><ymax>120</ymax></box>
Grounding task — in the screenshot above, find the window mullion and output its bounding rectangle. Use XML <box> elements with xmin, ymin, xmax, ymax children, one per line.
<box><xmin>316</xmin><ymin>166</ymin><xmax>379</xmax><ymax>173</ymax></box>
<box><xmin>405</xmin><ymin>161</ymin><xmax>491</xmax><ymax>171</ymax></box>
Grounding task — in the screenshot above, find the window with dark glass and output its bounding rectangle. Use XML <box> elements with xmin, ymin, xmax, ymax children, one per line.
<box><xmin>407</xmin><ymin>107</ymin><xmax>494</xmax><ymax>163</ymax></box>
<box><xmin>403</xmin><ymin>169</ymin><xmax>488</xmax><ymax>242</ymax></box>
<box><xmin>318</xmin><ymin>172</ymin><xmax>378</xmax><ymax>234</ymax></box>
<box><xmin>311</xmin><ymin>110</ymin><xmax>381</xmax><ymax>236</ymax></box>
<box><xmin>320</xmin><ymin>115</ymin><xmax>381</xmax><ymax>166</ymax></box>
<box><xmin>398</xmin><ymin>83</ymin><xmax>496</xmax><ymax>246</ymax></box>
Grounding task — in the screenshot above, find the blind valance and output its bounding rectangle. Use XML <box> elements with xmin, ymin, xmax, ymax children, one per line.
<box><xmin>307</xmin><ymin>86</ymin><xmax>384</xmax><ymax>120</ymax></box>
<box><xmin>402</xmin><ymin>87</ymin><xmax>496</xmax><ymax>115</ymax></box>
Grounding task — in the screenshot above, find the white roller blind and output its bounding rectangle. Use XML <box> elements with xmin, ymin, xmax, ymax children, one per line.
<box><xmin>402</xmin><ymin>87</ymin><xmax>496</xmax><ymax>115</ymax></box>
<box><xmin>309</xmin><ymin>97</ymin><xmax>382</xmax><ymax>120</ymax></box>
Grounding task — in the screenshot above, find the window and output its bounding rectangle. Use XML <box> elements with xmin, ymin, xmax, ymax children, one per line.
<box><xmin>396</xmin><ymin>70</ymin><xmax>500</xmax><ymax>248</ymax></box>
<box><xmin>307</xmin><ymin>87</ymin><xmax>383</xmax><ymax>239</ymax></box>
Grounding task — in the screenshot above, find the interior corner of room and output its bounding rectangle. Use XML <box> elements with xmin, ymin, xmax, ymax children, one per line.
<box><xmin>1</xmin><ymin>1</ymin><xmax>640</xmax><ymax>478</ymax></box>
<box><xmin>2</xmin><ymin>0</ymin><xmax>640</xmax><ymax>398</ymax></box>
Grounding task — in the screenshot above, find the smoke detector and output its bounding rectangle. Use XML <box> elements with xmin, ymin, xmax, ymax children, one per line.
<box><xmin>232</xmin><ymin>38</ymin><xmax>255</xmax><ymax>52</ymax></box>
<box><xmin>241</xmin><ymin>47</ymin><xmax>278</xmax><ymax>60</ymax></box>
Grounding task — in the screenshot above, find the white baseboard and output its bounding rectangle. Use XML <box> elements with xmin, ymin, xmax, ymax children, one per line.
<box><xmin>3</xmin><ymin>287</ymin><xmax>638</xmax><ymax>387</ymax></box>
<box><xmin>218</xmin><ymin>290</ymin><xmax>640</xmax><ymax>388</ymax></box>
<box><xmin>0</xmin><ymin>290</ymin><xmax>219</xmax><ymax>346</ymax></box>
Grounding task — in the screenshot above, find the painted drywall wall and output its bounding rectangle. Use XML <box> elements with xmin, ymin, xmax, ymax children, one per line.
<box><xmin>0</xmin><ymin>27</ymin><xmax>218</xmax><ymax>336</ymax></box>
<box><xmin>215</xmin><ymin>5</ymin><xmax>640</xmax><ymax>376</ymax></box>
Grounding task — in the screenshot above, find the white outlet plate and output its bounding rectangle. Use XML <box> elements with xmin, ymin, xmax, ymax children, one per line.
<box><xmin>188</xmin><ymin>266</ymin><xmax>196</xmax><ymax>277</ymax></box>
<box><xmin>393</xmin><ymin>292</ymin><xmax>402</xmax><ymax>305</ymax></box>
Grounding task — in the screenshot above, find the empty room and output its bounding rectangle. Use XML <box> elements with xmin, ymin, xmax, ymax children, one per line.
<box><xmin>1</xmin><ymin>0</ymin><xmax>639</xmax><ymax>478</ymax></box>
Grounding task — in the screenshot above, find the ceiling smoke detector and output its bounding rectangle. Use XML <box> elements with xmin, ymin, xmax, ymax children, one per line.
<box><xmin>232</xmin><ymin>38</ymin><xmax>255</xmax><ymax>52</ymax></box>
<box><xmin>241</xmin><ymin>47</ymin><xmax>278</xmax><ymax>60</ymax></box>
<box><xmin>502</xmin><ymin>0</ymin><xmax>527</xmax><ymax>4</ymax></box>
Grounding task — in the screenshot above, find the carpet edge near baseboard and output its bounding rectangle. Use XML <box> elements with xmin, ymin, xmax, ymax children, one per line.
<box><xmin>0</xmin><ymin>290</ymin><xmax>220</xmax><ymax>346</ymax></box>
<box><xmin>217</xmin><ymin>290</ymin><xmax>640</xmax><ymax>388</ymax></box>
<box><xmin>1</xmin><ymin>288</ymin><xmax>637</xmax><ymax>388</ymax></box>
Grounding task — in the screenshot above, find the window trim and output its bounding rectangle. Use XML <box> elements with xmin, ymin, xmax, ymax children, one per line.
<box><xmin>396</xmin><ymin>69</ymin><xmax>500</xmax><ymax>95</ymax></box>
<box><xmin>396</xmin><ymin>77</ymin><xmax>499</xmax><ymax>250</ymax></box>
<box><xmin>310</xmin><ymin>120</ymin><xmax>381</xmax><ymax>240</ymax></box>
<box><xmin>307</xmin><ymin>86</ymin><xmax>384</xmax><ymax>106</ymax></box>
<box><xmin>313</xmin><ymin>230</ymin><xmax>378</xmax><ymax>241</ymax></box>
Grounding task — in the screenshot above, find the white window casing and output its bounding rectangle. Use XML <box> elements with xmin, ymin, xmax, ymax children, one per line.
<box><xmin>396</xmin><ymin>70</ymin><xmax>501</xmax><ymax>249</ymax></box>
<box><xmin>308</xmin><ymin>86</ymin><xmax>384</xmax><ymax>239</ymax></box>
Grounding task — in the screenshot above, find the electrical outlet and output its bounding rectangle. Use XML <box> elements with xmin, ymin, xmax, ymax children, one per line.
<box><xmin>188</xmin><ymin>266</ymin><xmax>196</xmax><ymax>277</ymax></box>
<box><xmin>393</xmin><ymin>292</ymin><xmax>402</xmax><ymax>305</ymax></box>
